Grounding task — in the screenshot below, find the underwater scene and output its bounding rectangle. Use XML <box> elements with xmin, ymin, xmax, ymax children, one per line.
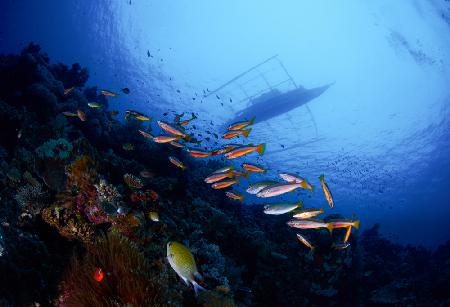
<box><xmin>1</xmin><ymin>1</ymin><xmax>450</xmax><ymax>306</ymax></box>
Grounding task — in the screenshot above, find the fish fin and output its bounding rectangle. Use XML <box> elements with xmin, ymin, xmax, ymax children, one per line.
<box><xmin>182</xmin><ymin>166</ymin><xmax>187</xmax><ymax>171</ymax></box>
<box><xmin>192</xmin><ymin>281</ymin><xmax>206</xmax><ymax>296</ymax></box>
<box><xmin>297</xmin><ymin>201</ymin><xmax>304</xmax><ymax>209</ymax></box>
<box><xmin>353</xmin><ymin>220</ymin><xmax>360</xmax><ymax>229</ymax></box>
<box><xmin>319</xmin><ymin>174</ymin><xmax>324</xmax><ymax>181</ymax></box>
<box><xmin>243</xmin><ymin>128</ymin><xmax>252</xmax><ymax>137</ymax></box>
<box><xmin>181</xmin><ymin>277</ymin><xmax>190</xmax><ymax>286</ymax></box>
<box><xmin>257</xmin><ymin>143</ymin><xmax>266</xmax><ymax>155</ymax></box>
<box><xmin>327</xmin><ymin>223</ymin><xmax>334</xmax><ymax>233</ymax></box>
<box><xmin>249</xmin><ymin>117</ymin><xmax>255</xmax><ymax>125</ymax></box>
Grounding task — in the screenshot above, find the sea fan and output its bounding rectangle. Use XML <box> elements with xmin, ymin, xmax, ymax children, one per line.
<box><xmin>123</xmin><ymin>174</ymin><xmax>143</xmax><ymax>189</ymax></box>
<box><xmin>59</xmin><ymin>232</ymin><xmax>163</xmax><ymax>306</ymax></box>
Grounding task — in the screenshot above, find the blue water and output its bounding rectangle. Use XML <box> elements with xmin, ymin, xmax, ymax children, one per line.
<box><xmin>2</xmin><ymin>0</ymin><xmax>450</xmax><ymax>247</ymax></box>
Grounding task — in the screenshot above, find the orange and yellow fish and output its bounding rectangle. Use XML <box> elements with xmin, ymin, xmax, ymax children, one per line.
<box><xmin>328</xmin><ymin>220</ymin><xmax>360</xmax><ymax>230</ymax></box>
<box><xmin>222</xmin><ymin>128</ymin><xmax>252</xmax><ymax>139</ymax></box>
<box><xmin>292</xmin><ymin>208</ymin><xmax>324</xmax><ymax>220</ymax></box>
<box><xmin>211</xmin><ymin>179</ymin><xmax>239</xmax><ymax>189</ymax></box>
<box><xmin>153</xmin><ymin>135</ymin><xmax>182</xmax><ymax>143</ymax></box>
<box><xmin>139</xmin><ymin>130</ymin><xmax>154</xmax><ymax>139</ymax></box>
<box><xmin>158</xmin><ymin>120</ymin><xmax>191</xmax><ymax>140</ymax></box>
<box><xmin>169</xmin><ymin>156</ymin><xmax>187</xmax><ymax>170</ymax></box>
<box><xmin>224</xmin><ymin>143</ymin><xmax>266</xmax><ymax>159</ymax></box>
<box><xmin>77</xmin><ymin>109</ymin><xmax>86</xmax><ymax>121</ymax></box>
<box><xmin>242</xmin><ymin>163</ymin><xmax>266</xmax><ymax>173</ymax></box>
<box><xmin>204</xmin><ymin>172</ymin><xmax>234</xmax><ymax>184</ymax></box>
<box><xmin>100</xmin><ymin>90</ymin><xmax>118</xmax><ymax>97</ymax></box>
<box><xmin>125</xmin><ymin>110</ymin><xmax>152</xmax><ymax>121</ymax></box>
<box><xmin>227</xmin><ymin>117</ymin><xmax>255</xmax><ymax>131</ymax></box>
<box><xmin>187</xmin><ymin>149</ymin><xmax>212</xmax><ymax>158</ymax></box>
<box><xmin>319</xmin><ymin>174</ymin><xmax>334</xmax><ymax>208</ymax></box>
<box><xmin>225</xmin><ymin>191</ymin><xmax>244</xmax><ymax>201</ymax></box>
<box><xmin>296</xmin><ymin>234</ymin><xmax>315</xmax><ymax>250</ymax></box>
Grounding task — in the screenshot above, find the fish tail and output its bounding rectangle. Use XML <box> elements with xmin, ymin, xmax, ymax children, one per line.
<box><xmin>192</xmin><ymin>281</ymin><xmax>206</xmax><ymax>296</ymax></box>
<box><xmin>182</xmin><ymin>165</ymin><xmax>187</xmax><ymax>171</ymax></box>
<box><xmin>297</xmin><ymin>201</ymin><xmax>304</xmax><ymax>208</ymax></box>
<box><xmin>319</xmin><ymin>174</ymin><xmax>324</xmax><ymax>181</ymax></box>
<box><xmin>353</xmin><ymin>220</ymin><xmax>360</xmax><ymax>229</ymax></box>
<box><xmin>249</xmin><ymin>117</ymin><xmax>255</xmax><ymax>125</ymax></box>
<box><xmin>243</xmin><ymin>172</ymin><xmax>250</xmax><ymax>179</ymax></box>
<box><xmin>256</xmin><ymin>143</ymin><xmax>266</xmax><ymax>155</ymax></box>
<box><xmin>239</xmin><ymin>195</ymin><xmax>244</xmax><ymax>201</ymax></box>
<box><xmin>184</xmin><ymin>134</ymin><xmax>192</xmax><ymax>141</ymax></box>
<box><xmin>243</xmin><ymin>128</ymin><xmax>252</xmax><ymax>137</ymax></box>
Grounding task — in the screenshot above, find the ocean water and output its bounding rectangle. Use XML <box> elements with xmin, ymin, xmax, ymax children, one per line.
<box><xmin>0</xmin><ymin>0</ymin><xmax>450</xmax><ymax>304</ymax></box>
<box><xmin>2</xmin><ymin>1</ymin><xmax>450</xmax><ymax>248</ymax></box>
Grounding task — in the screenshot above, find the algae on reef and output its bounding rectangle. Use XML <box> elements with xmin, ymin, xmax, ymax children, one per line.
<box><xmin>0</xmin><ymin>43</ymin><xmax>449</xmax><ymax>307</ymax></box>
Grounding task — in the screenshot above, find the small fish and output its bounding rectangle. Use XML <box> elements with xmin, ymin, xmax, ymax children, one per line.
<box><xmin>100</xmin><ymin>90</ymin><xmax>118</xmax><ymax>97</ymax></box>
<box><xmin>279</xmin><ymin>173</ymin><xmax>313</xmax><ymax>191</ymax></box>
<box><xmin>296</xmin><ymin>233</ymin><xmax>315</xmax><ymax>250</ymax></box>
<box><xmin>64</xmin><ymin>87</ymin><xmax>74</xmax><ymax>95</ymax></box>
<box><xmin>87</xmin><ymin>102</ymin><xmax>102</xmax><ymax>108</ymax></box>
<box><xmin>167</xmin><ymin>242</ymin><xmax>205</xmax><ymax>295</ymax></box>
<box><xmin>333</xmin><ymin>242</ymin><xmax>351</xmax><ymax>250</ymax></box>
<box><xmin>328</xmin><ymin>220</ymin><xmax>360</xmax><ymax>230</ymax></box>
<box><xmin>227</xmin><ymin>117</ymin><xmax>255</xmax><ymax>131</ymax></box>
<box><xmin>122</xmin><ymin>143</ymin><xmax>134</xmax><ymax>151</ymax></box>
<box><xmin>222</xmin><ymin>128</ymin><xmax>252</xmax><ymax>139</ymax></box>
<box><xmin>170</xmin><ymin>141</ymin><xmax>185</xmax><ymax>148</ymax></box>
<box><xmin>225</xmin><ymin>191</ymin><xmax>244</xmax><ymax>201</ymax></box>
<box><xmin>110</xmin><ymin>110</ymin><xmax>119</xmax><ymax>116</ymax></box>
<box><xmin>246</xmin><ymin>181</ymin><xmax>278</xmax><ymax>194</ymax></box>
<box><xmin>93</xmin><ymin>268</ymin><xmax>104</xmax><ymax>282</ymax></box>
<box><xmin>256</xmin><ymin>182</ymin><xmax>304</xmax><ymax>198</ymax></box>
<box><xmin>158</xmin><ymin>120</ymin><xmax>191</xmax><ymax>140</ymax></box>
<box><xmin>263</xmin><ymin>202</ymin><xmax>303</xmax><ymax>215</ymax></box>
<box><xmin>187</xmin><ymin>149</ymin><xmax>212</xmax><ymax>158</ymax></box>
<box><xmin>211</xmin><ymin>179</ymin><xmax>239</xmax><ymax>189</ymax></box>
<box><xmin>62</xmin><ymin>111</ymin><xmax>77</xmax><ymax>117</ymax></box>
<box><xmin>279</xmin><ymin>172</ymin><xmax>305</xmax><ymax>183</ymax></box>
<box><xmin>319</xmin><ymin>175</ymin><xmax>334</xmax><ymax>208</ymax></box>
<box><xmin>212</xmin><ymin>166</ymin><xmax>234</xmax><ymax>174</ymax></box>
<box><xmin>292</xmin><ymin>208</ymin><xmax>324</xmax><ymax>220</ymax></box>
<box><xmin>140</xmin><ymin>170</ymin><xmax>154</xmax><ymax>178</ymax></box>
<box><xmin>229</xmin><ymin>170</ymin><xmax>250</xmax><ymax>178</ymax></box>
<box><xmin>224</xmin><ymin>143</ymin><xmax>266</xmax><ymax>159</ymax></box>
<box><xmin>204</xmin><ymin>172</ymin><xmax>234</xmax><ymax>184</ymax></box>
<box><xmin>286</xmin><ymin>219</ymin><xmax>333</xmax><ymax>231</ymax></box>
<box><xmin>17</xmin><ymin>129</ymin><xmax>22</xmax><ymax>139</ymax></box>
<box><xmin>125</xmin><ymin>110</ymin><xmax>152</xmax><ymax>121</ymax></box>
<box><xmin>179</xmin><ymin>113</ymin><xmax>197</xmax><ymax>126</ymax></box>
<box><xmin>153</xmin><ymin>135</ymin><xmax>182</xmax><ymax>143</ymax></box>
<box><xmin>121</xmin><ymin>87</ymin><xmax>130</xmax><ymax>94</ymax></box>
<box><xmin>344</xmin><ymin>226</ymin><xmax>352</xmax><ymax>243</ymax></box>
<box><xmin>139</xmin><ymin>130</ymin><xmax>154</xmax><ymax>139</ymax></box>
<box><xmin>169</xmin><ymin>156</ymin><xmax>187</xmax><ymax>170</ymax></box>
<box><xmin>77</xmin><ymin>110</ymin><xmax>86</xmax><ymax>121</ymax></box>
<box><xmin>148</xmin><ymin>211</ymin><xmax>159</xmax><ymax>222</ymax></box>
<box><xmin>242</xmin><ymin>163</ymin><xmax>266</xmax><ymax>173</ymax></box>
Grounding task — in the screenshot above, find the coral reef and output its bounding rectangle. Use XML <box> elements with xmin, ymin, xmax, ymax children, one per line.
<box><xmin>0</xmin><ymin>44</ymin><xmax>448</xmax><ymax>307</ymax></box>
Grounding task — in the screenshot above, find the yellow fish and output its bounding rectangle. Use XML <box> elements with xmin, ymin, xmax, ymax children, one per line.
<box><xmin>319</xmin><ymin>175</ymin><xmax>334</xmax><ymax>208</ymax></box>
<box><xmin>167</xmin><ymin>242</ymin><xmax>205</xmax><ymax>295</ymax></box>
<box><xmin>148</xmin><ymin>211</ymin><xmax>159</xmax><ymax>222</ymax></box>
<box><xmin>292</xmin><ymin>208</ymin><xmax>324</xmax><ymax>220</ymax></box>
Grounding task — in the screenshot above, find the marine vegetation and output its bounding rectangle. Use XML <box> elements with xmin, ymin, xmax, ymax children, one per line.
<box><xmin>0</xmin><ymin>44</ymin><xmax>448</xmax><ymax>307</ymax></box>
